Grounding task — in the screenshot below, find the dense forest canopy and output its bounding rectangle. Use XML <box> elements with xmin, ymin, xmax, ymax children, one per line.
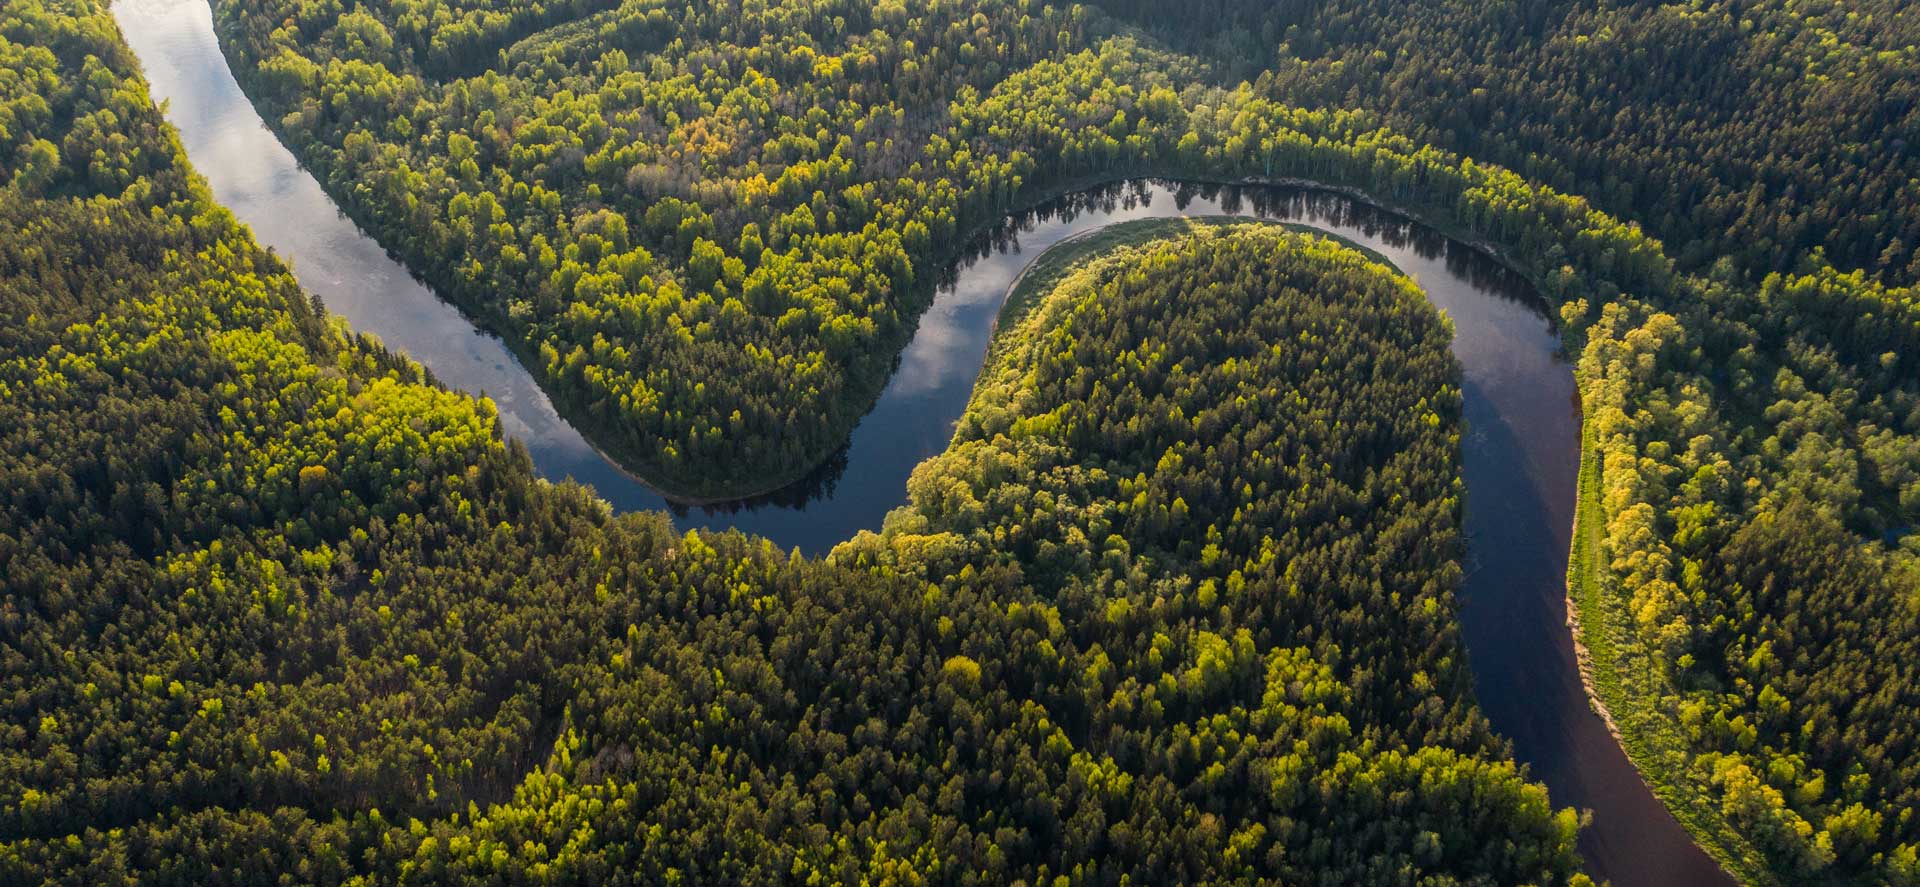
<box><xmin>0</xmin><ymin>6</ymin><xmax>1595</xmax><ymax>879</ymax></box>
<box><xmin>3</xmin><ymin>0</ymin><xmax>1918</xmax><ymax>882</ymax></box>
<box><xmin>1107</xmin><ymin>0</ymin><xmax>1920</xmax><ymax>283</ymax></box>
<box><xmin>210</xmin><ymin>0</ymin><xmax>1920</xmax><ymax>498</ymax></box>
<box><xmin>209</xmin><ymin>0</ymin><xmax>1920</xmax><ymax>878</ymax></box>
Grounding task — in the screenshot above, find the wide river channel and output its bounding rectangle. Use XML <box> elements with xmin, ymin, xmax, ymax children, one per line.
<box><xmin>114</xmin><ymin>0</ymin><xmax>1735</xmax><ymax>883</ymax></box>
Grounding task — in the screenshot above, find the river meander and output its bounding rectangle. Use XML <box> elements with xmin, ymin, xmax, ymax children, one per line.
<box><xmin>112</xmin><ymin>0</ymin><xmax>1735</xmax><ymax>882</ymax></box>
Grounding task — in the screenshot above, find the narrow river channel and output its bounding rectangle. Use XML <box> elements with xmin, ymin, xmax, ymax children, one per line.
<box><xmin>112</xmin><ymin>0</ymin><xmax>1736</xmax><ymax>882</ymax></box>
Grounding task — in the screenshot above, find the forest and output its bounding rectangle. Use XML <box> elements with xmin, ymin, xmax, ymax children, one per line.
<box><xmin>0</xmin><ymin>6</ymin><xmax>1593</xmax><ymax>880</ymax></box>
<box><xmin>1104</xmin><ymin>0</ymin><xmax>1920</xmax><ymax>283</ymax></box>
<box><xmin>208</xmin><ymin>0</ymin><xmax>1920</xmax><ymax>499</ymax></box>
<box><xmin>210</xmin><ymin>3</ymin><xmax>1920</xmax><ymax>879</ymax></box>
<box><xmin>5</xmin><ymin>0</ymin><xmax>1919</xmax><ymax>883</ymax></box>
<box><xmin>204</xmin><ymin>2</ymin><xmax>1920</xmax><ymax>876</ymax></box>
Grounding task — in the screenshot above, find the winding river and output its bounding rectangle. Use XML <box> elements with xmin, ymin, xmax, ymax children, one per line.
<box><xmin>113</xmin><ymin>0</ymin><xmax>1735</xmax><ymax>883</ymax></box>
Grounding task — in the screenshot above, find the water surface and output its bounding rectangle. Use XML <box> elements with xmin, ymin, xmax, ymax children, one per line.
<box><xmin>113</xmin><ymin>1</ymin><xmax>1734</xmax><ymax>882</ymax></box>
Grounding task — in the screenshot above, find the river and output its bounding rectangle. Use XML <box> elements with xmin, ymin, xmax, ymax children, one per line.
<box><xmin>111</xmin><ymin>0</ymin><xmax>1734</xmax><ymax>883</ymax></box>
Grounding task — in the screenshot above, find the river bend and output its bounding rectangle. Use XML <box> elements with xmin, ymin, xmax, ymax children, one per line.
<box><xmin>112</xmin><ymin>1</ymin><xmax>1734</xmax><ymax>882</ymax></box>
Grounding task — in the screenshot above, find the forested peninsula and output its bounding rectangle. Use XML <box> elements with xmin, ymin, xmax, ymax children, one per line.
<box><xmin>2</xmin><ymin>0</ymin><xmax>1917</xmax><ymax>883</ymax></box>
<box><xmin>0</xmin><ymin>8</ymin><xmax>1595</xmax><ymax>878</ymax></box>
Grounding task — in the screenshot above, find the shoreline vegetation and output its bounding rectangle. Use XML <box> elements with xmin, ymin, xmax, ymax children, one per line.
<box><xmin>138</xmin><ymin>21</ymin><xmax>1725</xmax><ymax>872</ymax></box>
<box><xmin>209</xmin><ymin>0</ymin><xmax>1920</xmax><ymax>873</ymax></box>
<box><xmin>8</xmin><ymin>0</ymin><xmax>1917</xmax><ymax>882</ymax></box>
<box><xmin>996</xmin><ymin>215</ymin><xmax>1767</xmax><ymax>884</ymax></box>
<box><xmin>1005</xmin><ymin>214</ymin><xmax>1789</xmax><ymax>887</ymax></box>
<box><xmin>1565</xmin><ymin>381</ymin><xmax>1781</xmax><ymax>886</ymax></box>
<box><xmin>1</xmin><ymin>6</ymin><xmax>1601</xmax><ymax>877</ymax></box>
<box><xmin>185</xmin><ymin>11</ymin><xmax>1864</xmax><ymax>878</ymax></box>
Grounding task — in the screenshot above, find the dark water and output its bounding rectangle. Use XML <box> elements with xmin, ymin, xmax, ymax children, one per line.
<box><xmin>113</xmin><ymin>1</ymin><xmax>1734</xmax><ymax>883</ymax></box>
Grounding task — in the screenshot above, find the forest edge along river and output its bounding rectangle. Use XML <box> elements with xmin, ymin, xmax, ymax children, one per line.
<box><xmin>112</xmin><ymin>0</ymin><xmax>1736</xmax><ymax>883</ymax></box>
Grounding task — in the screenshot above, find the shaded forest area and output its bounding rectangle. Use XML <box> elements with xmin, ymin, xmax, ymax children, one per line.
<box><xmin>1</xmin><ymin>0</ymin><xmax>1916</xmax><ymax>882</ymax></box>
<box><xmin>0</xmin><ymin>5</ymin><xmax>1588</xmax><ymax>882</ymax></box>
<box><xmin>209</xmin><ymin>0</ymin><xmax>1920</xmax><ymax>876</ymax></box>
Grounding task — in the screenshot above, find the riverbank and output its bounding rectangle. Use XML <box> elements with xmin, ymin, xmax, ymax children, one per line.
<box><xmin>115</xmin><ymin>6</ymin><xmax>1731</xmax><ymax>874</ymax></box>
<box><xmin>979</xmin><ymin>213</ymin><xmax>1736</xmax><ymax>886</ymax></box>
<box><xmin>197</xmin><ymin>5</ymin><xmax>1554</xmax><ymax>505</ymax></box>
<box><xmin>1567</xmin><ymin>391</ymin><xmax>1776</xmax><ymax>887</ymax></box>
